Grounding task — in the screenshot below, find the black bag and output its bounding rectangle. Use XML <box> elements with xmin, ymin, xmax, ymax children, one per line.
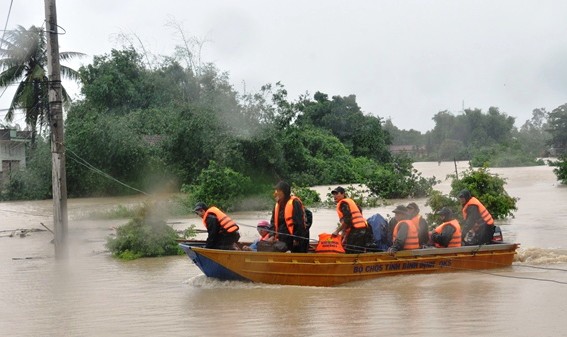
<box><xmin>305</xmin><ymin>208</ymin><xmax>313</xmax><ymax>229</ymax></box>
<box><xmin>257</xmin><ymin>240</ymin><xmax>288</xmax><ymax>252</ymax></box>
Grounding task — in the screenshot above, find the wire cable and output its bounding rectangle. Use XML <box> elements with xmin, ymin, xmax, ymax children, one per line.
<box><xmin>66</xmin><ymin>147</ymin><xmax>149</xmax><ymax>196</ymax></box>
<box><xmin>0</xmin><ymin>0</ymin><xmax>14</xmax><ymax>50</ymax></box>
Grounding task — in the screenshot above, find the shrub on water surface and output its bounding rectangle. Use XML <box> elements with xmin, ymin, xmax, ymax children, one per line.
<box><xmin>550</xmin><ymin>155</ymin><xmax>567</xmax><ymax>185</ymax></box>
<box><xmin>106</xmin><ymin>203</ymin><xmax>188</xmax><ymax>259</ymax></box>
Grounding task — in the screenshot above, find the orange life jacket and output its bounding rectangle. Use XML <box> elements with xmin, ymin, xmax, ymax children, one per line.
<box><xmin>260</xmin><ymin>233</ymin><xmax>271</xmax><ymax>241</ymax></box>
<box><xmin>462</xmin><ymin>197</ymin><xmax>494</xmax><ymax>226</ymax></box>
<box><xmin>410</xmin><ymin>214</ymin><xmax>423</xmax><ymax>233</ymax></box>
<box><xmin>433</xmin><ymin>219</ymin><xmax>462</xmax><ymax>248</ymax></box>
<box><xmin>336</xmin><ymin>198</ymin><xmax>367</xmax><ymax>231</ymax></box>
<box><xmin>315</xmin><ymin>233</ymin><xmax>345</xmax><ymax>253</ymax></box>
<box><xmin>274</xmin><ymin>196</ymin><xmax>305</xmax><ymax>239</ymax></box>
<box><xmin>393</xmin><ymin>220</ymin><xmax>419</xmax><ymax>250</ymax></box>
<box><xmin>202</xmin><ymin>207</ymin><xmax>239</xmax><ymax>233</ymax></box>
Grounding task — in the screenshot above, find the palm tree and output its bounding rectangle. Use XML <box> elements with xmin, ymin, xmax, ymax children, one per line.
<box><xmin>0</xmin><ymin>25</ymin><xmax>84</xmax><ymax>146</ymax></box>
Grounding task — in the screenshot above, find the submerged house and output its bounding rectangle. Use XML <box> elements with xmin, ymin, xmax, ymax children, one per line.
<box><xmin>0</xmin><ymin>129</ymin><xmax>31</xmax><ymax>183</ymax></box>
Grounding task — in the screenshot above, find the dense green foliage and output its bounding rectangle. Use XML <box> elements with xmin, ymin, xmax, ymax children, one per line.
<box><xmin>470</xmin><ymin>144</ymin><xmax>543</xmax><ymax>168</ymax></box>
<box><xmin>449</xmin><ymin>167</ymin><xmax>518</xmax><ymax>219</ymax></box>
<box><xmin>296</xmin><ymin>92</ymin><xmax>391</xmax><ymax>162</ymax></box>
<box><xmin>549</xmin><ymin>155</ymin><xmax>567</xmax><ymax>184</ymax></box>
<box><xmin>515</xmin><ymin>108</ymin><xmax>551</xmax><ymax>158</ymax></box>
<box><xmin>366</xmin><ymin>156</ymin><xmax>438</xmax><ymax>199</ymax></box>
<box><xmin>60</xmin><ymin>47</ymin><xmax>422</xmax><ymax>204</ymax></box>
<box><xmin>322</xmin><ymin>184</ymin><xmax>383</xmax><ymax>208</ymax></box>
<box><xmin>427</xmin><ymin>107</ymin><xmax>516</xmax><ymax>161</ymax></box>
<box><xmin>292</xmin><ymin>184</ymin><xmax>321</xmax><ymax>206</ymax></box>
<box><xmin>106</xmin><ymin>203</ymin><xmax>189</xmax><ymax>259</ymax></box>
<box><xmin>384</xmin><ymin>107</ymin><xmax>554</xmax><ymax>167</ymax></box>
<box><xmin>547</xmin><ymin>103</ymin><xmax>567</xmax><ymax>156</ymax></box>
<box><xmin>0</xmin><ymin>140</ymin><xmax>52</xmax><ymax>200</ymax></box>
<box><xmin>184</xmin><ymin>161</ymin><xmax>253</xmax><ymax>211</ymax></box>
<box><xmin>383</xmin><ymin>119</ymin><xmax>423</xmax><ymax>147</ymax></box>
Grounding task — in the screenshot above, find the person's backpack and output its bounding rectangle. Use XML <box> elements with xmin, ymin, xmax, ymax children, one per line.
<box><xmin>366</xmin><ymin>213</ymin><xmax>389</xmax><ymax>251</ymax></box>
<box><xmin>304</xmin><ymin>208</ymin><xmax>313</xmax><ymax>229</ymax></box>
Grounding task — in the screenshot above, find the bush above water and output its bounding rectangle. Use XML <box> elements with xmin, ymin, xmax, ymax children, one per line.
<box><xmin>106</xmin><ymin>202</ymin><xmax>194</xmax><ymax>260</ymax></box>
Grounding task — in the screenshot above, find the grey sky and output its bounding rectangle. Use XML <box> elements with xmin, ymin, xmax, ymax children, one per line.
<box><xmin>2</xmin><ymin>0</ymin><xmax>567</xmax><ymax>132</ymax></box>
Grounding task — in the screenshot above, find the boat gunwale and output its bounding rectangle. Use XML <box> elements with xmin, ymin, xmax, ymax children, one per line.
<box><xmin>180</xmin><ymin>242</ymin><xmax>519</xmax><ymax>259</ymax></box>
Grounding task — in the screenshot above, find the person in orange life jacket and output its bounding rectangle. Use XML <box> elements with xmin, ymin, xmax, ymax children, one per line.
<box><xmin>458</xmin><ymin>189</ymin><xmax>495</xmax><ymax>245</ymax></box>
<box><xmin>406</xmin><ymin>202</ymin><xmax>430</xmax><ymax>248</ymax></box>
<box><xmin>331</xmin><ymin>186</ymin><xmax>371</xmax><ymax>254</ymax></box>
<box><xmin>388</xmin><ymin>205</ymin><xmax>419</xmax><ymax>255</ymax></box>
<box><xmin>194</xmin><ymin>202</ymin><xmax>240</xmax><ymax>250</ymax></box>
<box><xmin>430</xmin><ymin>207</ymin><xmax>462</xmax><ymax>248</ymax></box>
<box><xmin>269</xmin><ymin>181</ymin><xmax>309</xmax><ymax>253</ymax></box>
<box><xmin>242</xmin><ymin>220</ymin><xmax>273</xmax><ymax>251</ymax></box>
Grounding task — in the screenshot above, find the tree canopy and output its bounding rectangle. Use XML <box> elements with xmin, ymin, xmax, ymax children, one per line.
<box><xmin>0</xmin><ymin>25</ymin><xmax>83</xmax><ymax>145</ymax></box>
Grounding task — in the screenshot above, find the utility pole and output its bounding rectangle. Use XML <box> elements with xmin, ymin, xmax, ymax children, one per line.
<box><xmin>44</xmin><ymin>0</ymin><xmax>68</xmax><ymax>259</ymax></box>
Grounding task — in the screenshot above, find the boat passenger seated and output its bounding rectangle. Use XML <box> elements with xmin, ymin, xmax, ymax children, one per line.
<box><xmin>242</xmin><ymin>220</ymin><xmax>273</xmax><ymax>251</ymax></box>
<box><xmin>430</xmin><ymin>207</ymin><xmax>462</xmax><ymax>248</ymax></box>
<box><xmin>194</xmin><ymin>202</ymin><xmax>240</xmax><ymax>250</ymax></box>
<box><xmin>388</xmin><ymin>205</ymin><xmax>419</xmax><ymax>255</ymax></box>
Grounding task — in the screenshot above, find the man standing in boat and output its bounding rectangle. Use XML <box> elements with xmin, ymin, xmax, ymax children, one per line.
<box><xmin>406</xmin><ymin>202</ymin><xmax>430</xmax><ymax>248</ymax></box>
<box><xmin>194</xmin><ymin>202</ymin><xmax>241</xmax><ymax>250</ymax></box>
<box><xmin>331</xmin><ymin>186</ymin><xmax>372</xmax><ymax>254</ymax></box>
<box><xmin>270</xmin><ymin>181</ymin><xmax>309</xmax><ymax>253</ymax></box>
<box><xmin>388</xmin><ymin>205</ymin><xmax>419</xmax><ymax>255</ymax></box>
<box><xmin>458</xmin><ymin>189</ymin><xmax>495</xmax><ymax>245</ymax></box>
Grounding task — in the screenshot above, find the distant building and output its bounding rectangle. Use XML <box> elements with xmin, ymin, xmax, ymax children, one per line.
<box><xmin>388</xmin><ymin>144</ymin><xmax>426</xmax><ymax>157</ymax></box>
<box><xmin>0</xmin><ymin>129</ymin><xmax>31</xmax><ymax>183</ymax></box>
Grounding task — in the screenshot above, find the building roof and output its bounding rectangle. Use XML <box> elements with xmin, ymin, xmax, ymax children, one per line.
<box><xmin>0</xmin><ymin>129</ymin><xmax>31</xmax><ymax>142</ymax></box>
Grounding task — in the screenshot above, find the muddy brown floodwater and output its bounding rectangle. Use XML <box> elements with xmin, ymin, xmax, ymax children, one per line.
<box><xmin>1</xmin><ymin>162</ymin><xmax>566</xmax><ymax>336</ymax></box>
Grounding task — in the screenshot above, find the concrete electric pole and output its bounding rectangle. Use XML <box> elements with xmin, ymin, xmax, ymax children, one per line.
<box><xmin>44</xmin><ymin>0</ymin><xmax>68</xmax><ymax>259</ymax></box>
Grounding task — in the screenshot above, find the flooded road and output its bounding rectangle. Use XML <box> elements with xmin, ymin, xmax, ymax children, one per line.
<box><xmin>1</xmin><ymin>162</ymin><xmax>566</xmax><ymax>336</ymax></box>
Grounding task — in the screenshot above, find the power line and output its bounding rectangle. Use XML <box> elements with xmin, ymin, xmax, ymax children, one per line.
<box><xmin>0</xmin><ymin>0</ymin><xmax>14</xmax><ymax>50</ymax></box>
<box><xmin>66</xmin><ymin>147</ymin><xmax>149</xmax><ymax>196</ymax></box>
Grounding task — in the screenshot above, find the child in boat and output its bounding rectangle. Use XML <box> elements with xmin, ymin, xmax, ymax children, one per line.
<box><xmin>242</xmin><ymin>220</ymin><xmax>273</xmax><ymax>251</ymax></box>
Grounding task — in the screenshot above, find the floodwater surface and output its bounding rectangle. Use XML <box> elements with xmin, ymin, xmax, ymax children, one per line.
<box><xmin>1</xmin><ymin>162</ymin><xmax>566</xmax><ymax>337</ymax></box>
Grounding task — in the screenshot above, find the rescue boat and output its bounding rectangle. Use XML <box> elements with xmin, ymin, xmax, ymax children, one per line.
<box><xmin>179</xmin><ymin>241</ymin><xmax>519</xmax><ymax>287</ymax></box>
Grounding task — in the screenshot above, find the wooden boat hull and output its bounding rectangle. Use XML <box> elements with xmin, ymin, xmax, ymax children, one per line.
<box><xmin>179</xmin><ymin>242</ymin><xmax>519</xmax><ymax>287</ymax></box>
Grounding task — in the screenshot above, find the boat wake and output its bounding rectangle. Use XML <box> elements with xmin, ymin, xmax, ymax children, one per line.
<box><xmin>182</xmin><ymin>274</ymin><xmax>282</xmax><ymax>289</ymax></box>
<box><xmin>514</xmin><ymin>247</ymin><xmax>567</xmax><ymax>265</ymax></box>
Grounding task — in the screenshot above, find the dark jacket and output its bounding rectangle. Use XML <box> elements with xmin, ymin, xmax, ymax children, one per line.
<box><xmin>204</xmin><ymin>214</ymin><xmax>240</xmax><ymax>249</ymax></box>
<box><xmin>416</xmin><ymin>216</ymin><xmax>429</xmax><ymax>247</ymax></box>
<box><xmin>270</xmin><ymin>198</ymin><xmax>307</xmax><ymax>252</ymax></box>
<box><xmin>462</xmin><ymin>204</ymin><xmax>482</xmax><ymax>234</ymax></box>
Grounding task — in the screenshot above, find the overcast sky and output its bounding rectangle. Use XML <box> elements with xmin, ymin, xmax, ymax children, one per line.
<box><xmin>2</xmin><ymin>0</ymin><xmax>567</xmax><ymax>132</ymax></box>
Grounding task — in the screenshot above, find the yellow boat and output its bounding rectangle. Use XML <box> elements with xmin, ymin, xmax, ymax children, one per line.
<box><xmin>179</xmin><ymin>242</ymin><xmax>519</xmax><ymax>287</ymax></box>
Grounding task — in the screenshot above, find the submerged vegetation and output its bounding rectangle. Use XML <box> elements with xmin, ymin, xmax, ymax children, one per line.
<box><xmin>106</xmin><ymin>202</ymin><xmax>196</xmax><ymax>260</ymax></box>
<box><xmin>550</xmin><ymin>155</ymin><xmax>567</xmax><ymax>185</ymax></box>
